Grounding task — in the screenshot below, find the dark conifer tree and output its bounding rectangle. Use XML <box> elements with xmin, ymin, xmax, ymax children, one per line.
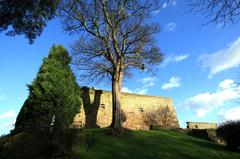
<box><xmin>14</xmin><ymin>45</ymin><xmax>81</xmax><ymax>133</ymax></box>
<box><xmin>0</xmin><ymin>0</ymin><xmax>59</xmax><ymax>43</ymax></box>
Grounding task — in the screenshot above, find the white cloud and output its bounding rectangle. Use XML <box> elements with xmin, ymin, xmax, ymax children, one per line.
<box><xmin>162</xmin><ymin>0</ymin><xmax>177</xmax><ymax>9</ymax></box>
<box><xmin>136</xmin><ymin>77</ymin><xmax>156</xmax><ymax>94</ymax></box>
<box><xmin>152</xmin><ymin>9</ymin><xmax>160</xmax><ymax>14</ymax></box>
<box><xmin>135</xmin><ymin>88</ymin><xmax>149</xmax><ymax>95</ymax></box>
<box><xmin>219</xmin><ymin>106</ymin><xmax>240</xmax><ymax>121</ymax></box>
<box><xmin>152</xmin><ymin>0</ymin><xmax>177</xmax><ymax>14</ymax></box>
<box><xmin>165</xmin><ymin>22</ymin><xmax>177</xmax><ymax>32</ymax></box>
<box><xmin>141</xmin><ymin>77</ymin><xmax>155</xmax><ymax>83</ymax></box>
<box><xmin>161</xmin><ymin>54</ymin><xmax>188</xmax><ymax>67</ymax></box>
<box><xmin>2</xmin><ymin>120</ymin><xmax>15</xmax><ymax>128</ymax></box>
<box><xmin>121</xmin><ymin>87</ymin><xmax>133</xmax><ymax>93</ymax></box>
<box><xmin>140</xmin><ymin>77</ymin><xmax>156</xmax><ymax>87</ymax></box>
<box><xmin>171</xmin><ymin>0</ymin><xmax>177</xmax><ymax>6</ymax></box>
<box><xmin>196</xmin><ymin>109</ymin><xmax>207</xmax><ymax>117</ymax></box>
<box><xmin>122</xmin><ymin>86</ymin><xmax>149</xmax><ymax>94</ymax></box>
<box><xmin>218</xmin><ymin>79</ymin><xmax>236</xmax><ymax>89</ymax></box>
<box><xmin>199</xmin><ymin>38</ymin><xmax>240</xmax><ymax>78</ymax></box>
<box><xmin>122</xmin><ymin>77</ymin><xmax>156</xmax><ymax>95</ymax></box>
<box><xmin>0</xmin><ymin>110</ymin><xmax>17</xmax><ymax>119</ymax></box>
<box><xmin>180</xmin><ymin>79</ymin><xmax>240</xmax><ymax>117</ymax></box>
<box><xmin>122</xmin><ymin>86</ymin><xmax>149</xmax><ymax>95</ymax></box>
<box><xmin>161</xmin><ymin>76</ymin><xmax>181</xmax><ymax>90</ymax></box>
<box><xmin>175</xmin><ymin>54</ymin><xmax>189</xmax><ymax>62</ymax></box>
<box><xmin>162</xmin><ymin>2</ymin><xmax>167</xmax><ymax>8</ymax></box>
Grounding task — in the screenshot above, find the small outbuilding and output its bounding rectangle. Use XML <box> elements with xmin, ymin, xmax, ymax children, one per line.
<box><xmin>186</xmin><ymin>122</ymin><xmax>217</xmax><ymax>130</ymax></box>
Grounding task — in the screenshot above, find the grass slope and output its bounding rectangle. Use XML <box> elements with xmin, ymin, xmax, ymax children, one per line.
<box><xmin>73</xmin><ymin>129</ymin><xmax>240</xmax><ymax>159</ymax></box>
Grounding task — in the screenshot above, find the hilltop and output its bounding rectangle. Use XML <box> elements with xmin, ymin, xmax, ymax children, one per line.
<box><xmin>0</xmin><ymin>129</ymin><xmax>239</xmax><ymax>159</ymax></box>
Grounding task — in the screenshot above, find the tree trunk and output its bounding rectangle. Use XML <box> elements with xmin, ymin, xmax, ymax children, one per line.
<box><xmin>110</xmin><ymin>60</ymin><xmax>124</xmax><ymax>130</ymax></box>
<box><xmin>110</xmin><ymin>78</ymin><xmax>122</xmax><ymax>129</ymax></box>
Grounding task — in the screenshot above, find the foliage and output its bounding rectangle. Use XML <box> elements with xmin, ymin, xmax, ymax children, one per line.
<box><xmin>14</xmin><ymin>45</ymin><xmax>81</xmax><ymax>133</ymax></box>
<box><xmin>0</xmin><ymin>131</ymin><xmax>49</xmax><ymax>159</ymax></box>
<box><xmin>0</xmin><ymin>129</ymin><xmax>78</xmax><ymax>159</ymax></box>
<box><xmin>0</xmin><ymin>0</ymin><xmax>59</xmax><ymax>43</ymax></box>
<box><xmin>46</xmin><ymin>129</ymin><xmax>79</xmax><ymax>158</ymax></box>
<box><xmin>216</xmin><ymin>120</ymin><xmax>240</xmax><ymax>150</ymax></box>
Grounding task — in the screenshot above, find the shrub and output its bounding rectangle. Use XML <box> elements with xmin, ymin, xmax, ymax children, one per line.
<box><xmin>144</xmin><ymin>107</ymin><xmax>178</xmax><ymax>130</ymax></box>
<box><xmin>0</xmin><ymin>129</ymin><xmax>78</xmax><ymax>159</ymax></box>
<box><xmin>216</xmin><ymin>120</ymin><xmax>240</xmax><ymax>150</ymax></box>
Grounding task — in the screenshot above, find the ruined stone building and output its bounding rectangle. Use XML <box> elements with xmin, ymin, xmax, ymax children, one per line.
<box><xmin>72</xmin><ymin>87</ymin><xmax>179</xmax><ymax>130</ymax></box>
<box><xmin>187</xmin><ymin>122</ymin><xmax>217</xmax><ymax>130</ymax></box>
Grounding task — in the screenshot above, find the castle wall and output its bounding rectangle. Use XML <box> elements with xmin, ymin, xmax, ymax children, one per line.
<box><xmin>187</xmin><ymin>122</ymin><xmax>217</xmax><ymax>130</ymax></box>
<box><xmin>73</xmin><ymin>88</ymin><xmax>179</xmax><ymax>130</ymax></box>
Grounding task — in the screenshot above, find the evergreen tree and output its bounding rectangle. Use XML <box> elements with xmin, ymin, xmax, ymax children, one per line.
<box><xmin>14</xmin><ymin>45</ymin><xmax>81</xmax><ymax>133</ymax></box>
<box><xmin>0</xmin><ymin>0</ymin><xmax>59</xmax><ymax>43</ymax></box>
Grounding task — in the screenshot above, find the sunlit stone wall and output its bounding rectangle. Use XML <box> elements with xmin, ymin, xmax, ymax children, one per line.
<box><xmin>187</xmin><ymin>122</ymin><xmax>217</xmax><ymax>130</ymax></box>
<box><xmin>72</xmin><ymin>87</ymin><xmax>179</xmax><ymax>130</ymax></box>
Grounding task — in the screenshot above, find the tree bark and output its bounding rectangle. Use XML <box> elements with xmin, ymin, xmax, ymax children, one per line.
<box><xmin>110</xmin><ymin>78</ymin><xmax>122</xmax><ymax>129</ymax></box>
<box><xmin>110</xmin><ymin>65</ymin><xmax>123</xmax><ymax>129</ymax></box>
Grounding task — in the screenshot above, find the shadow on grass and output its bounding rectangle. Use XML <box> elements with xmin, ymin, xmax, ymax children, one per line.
<box><xmin>73</xmin><ymin>129</ymin><xmax>240</xmax><ymax>159</ymax></box>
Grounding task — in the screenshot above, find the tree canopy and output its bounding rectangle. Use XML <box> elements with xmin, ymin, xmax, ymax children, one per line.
<box><xmin>14</xmin><ymin>45</ymin><xmax>81</xmax><ymax>133</ymax></box>
<box><xmin>0</xmin><ymin>0</ymin><xmax>59</xmax><ymax>43</ymax></box>
<box><xmin>59</xmin><ymin>0</ymin><xmax>163</xmax><ymax>129</ymax></box>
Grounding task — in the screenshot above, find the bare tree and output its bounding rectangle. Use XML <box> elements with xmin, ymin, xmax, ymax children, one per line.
<box><xmin>59</xmin><ymin>0</ymin><xmax>163</xmax><ymax>130</ymax></box>
<box><xmin>189</xmin><ymin>0</ymin><xmax>240</xmax><ymax>26</ymax></box>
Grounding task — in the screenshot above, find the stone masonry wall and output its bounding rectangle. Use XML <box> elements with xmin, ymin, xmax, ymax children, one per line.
<box><xmin>187</xmin><ymin>122</ymin><xmax>217</xmax><ymax>130</ymax></box>
<box><xmin>72</xmin><ymin>88</ymin><xmax>179</xmax><ymax>130</ymax></box>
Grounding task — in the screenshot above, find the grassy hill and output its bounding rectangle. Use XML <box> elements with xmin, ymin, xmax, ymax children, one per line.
<box><xmin>73</xmin><ymin>129</ymin><xmax>239</xmax><ymax>159</ymax></box>
<box><xmin>1</xmin><ymin>129</ymin><xmax>240</xmax><ymax>159</ymax></box>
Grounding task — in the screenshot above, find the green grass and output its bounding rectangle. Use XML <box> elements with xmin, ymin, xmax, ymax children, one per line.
<box><xmin>1</xmin><ymin>129</ymin><xmax>239</xmax><ymax>159</ymax></box>
<box><xmin>73</xmin><ymin>129</ymin><xmax>240</xmax><ymax>159</ymax></box>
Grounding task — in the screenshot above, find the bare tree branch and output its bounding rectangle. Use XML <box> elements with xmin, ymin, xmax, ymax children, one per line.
<box><xmin>189</xmin><ymin>0</ymin><xmax>240</xmax><ymax>26</ymax></box>
<box><xmin>59</xmin><ymin>0</ymin><xmax>163</xmax><ymax>129</ymax></box>
<box><xmin>60</xmin><ymin>0</ymin><xmax>163</xmax><ymax>83</ymax></box>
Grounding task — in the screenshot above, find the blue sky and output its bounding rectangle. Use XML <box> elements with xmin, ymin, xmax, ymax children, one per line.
<box><xmin>1</xmin><ymin>1</ymin><xmax>240</xmax><ymax>135</ymax></box>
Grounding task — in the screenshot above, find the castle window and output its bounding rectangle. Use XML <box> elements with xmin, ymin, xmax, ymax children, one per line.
<box><xmin>139</xmin><ymin>107</ymin><xmax>144</xmax><ymax>112</ymax></box>
<box><xmin>100</xmin><ymin>104</ymin><xmax>105</xmax><ymax>109</ymax></box>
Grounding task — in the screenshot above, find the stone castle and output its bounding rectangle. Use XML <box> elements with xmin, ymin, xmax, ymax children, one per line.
<box><xmin>72</xmin><ymin>87</ymin><xmax>179</xmax><ymax>130</ymax></box>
